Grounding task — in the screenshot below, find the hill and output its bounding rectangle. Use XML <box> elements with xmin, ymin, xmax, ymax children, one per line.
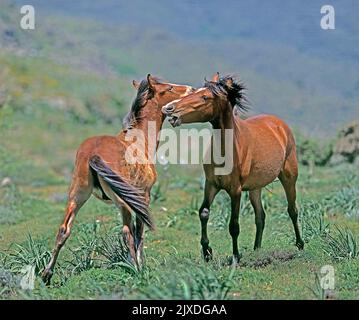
<box><xmin>2</xmin><ymin>0</ymin><xmax>359</xmax><ymax>135</ymax></box>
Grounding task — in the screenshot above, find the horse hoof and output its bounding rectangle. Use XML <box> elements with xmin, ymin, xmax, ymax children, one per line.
<box><xmin>229</xmin><ymin>254</ymin><xmax>241</xmax><ymax>266</ymax></box>
<box><xmin>203</xmin><ymin>247</ymin><xmax>213</xmax><ymax>262</ymax></box>
<box><xmin>41</xmin><ymin>269</ymin><xmax>53</xmax><ymax>285</ymax></box>
<box><xmin>296</xmin><ymin>240</ymin><xmax>304</xmax><ymax>250</ymax></box>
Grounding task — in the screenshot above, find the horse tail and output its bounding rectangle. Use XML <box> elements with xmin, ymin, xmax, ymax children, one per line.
<box><xmin>89</xmin><ymin>155</ymin><xmax>154</xmax><ymax>230</ymax></box>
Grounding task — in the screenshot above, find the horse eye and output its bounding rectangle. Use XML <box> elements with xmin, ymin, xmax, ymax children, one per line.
<box><xmin>202</xmin><ymin>95</ymin><xmax>208</xmax><ymax>101</ymax></box>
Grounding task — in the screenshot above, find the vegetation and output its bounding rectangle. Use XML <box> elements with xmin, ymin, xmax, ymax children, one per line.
<box><xmin>0</xmin><ymin>0</ymin><xmax>358</xmax><ymax>300</ymax></box>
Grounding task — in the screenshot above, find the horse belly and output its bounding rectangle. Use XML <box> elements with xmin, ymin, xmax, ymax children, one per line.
<box><xmin>241</xmin><ymin>150</ymin><xmax>285</xmax><ymax>191</ymax></box>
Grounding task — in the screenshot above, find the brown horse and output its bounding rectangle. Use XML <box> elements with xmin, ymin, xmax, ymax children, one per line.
<box><xmin>162</xmin><ymin>73</ymin><xmax>304</xmax><ymax>264</ymax></box>
<box><xmin>42</xmin><ymin>75</ymin><xmax>193</xmax><ymax>283</ymax></box>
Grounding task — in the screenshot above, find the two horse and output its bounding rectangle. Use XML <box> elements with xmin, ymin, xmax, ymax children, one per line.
<box><xmin>42</xmin><ymin>72</ymin><xmax>304</xmax><ymax>283</ymax></box>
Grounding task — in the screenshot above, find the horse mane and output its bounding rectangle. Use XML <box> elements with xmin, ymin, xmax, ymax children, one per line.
<box><xmin>204</xmin><ymin>75</ymin><xmax>249</xmax><ymax>112</ymax></box>
<box><xmin>122</xmin><ymin>76</ymin><xmax>161</xmax><ymax>130</ymax></box>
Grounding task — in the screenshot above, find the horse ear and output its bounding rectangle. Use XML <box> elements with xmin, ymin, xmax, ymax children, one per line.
<box><xmin>132</xmin><ymin>80</ymin><xmax>140</xmax><ymax>89</ymax></box>
<box><xmin>147</xmin><ymin>74</ymin><xmax>156</xmax><ymax>90</ymax></box>
<box><xmin>224</xmin><ymin>77</ymin><xmax>233</xmax><ymax>88</ymax></box>
<box><xmin>211</xmin><ymin>72</ymin><xmax>220</xmax><ymax>82</ymax></box>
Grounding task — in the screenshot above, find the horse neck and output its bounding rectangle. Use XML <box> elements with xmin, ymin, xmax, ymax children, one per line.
<box><xmin>133</xmin><ymin>98</ymin><xmax>164</xmax><ymax>159</ymax></box>
<box><xmin>211</xmin><ymin>100</ymin><xmax>235</xmax><ymax>156</ymax></box>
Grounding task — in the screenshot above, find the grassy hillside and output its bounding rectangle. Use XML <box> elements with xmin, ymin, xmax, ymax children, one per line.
<box><xmin>2</xmin><ymin>0</ymin><xmax>359</xmax><ymax>136</ymax></box>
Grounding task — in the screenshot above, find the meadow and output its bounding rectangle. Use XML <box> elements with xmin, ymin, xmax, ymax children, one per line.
<box><xmin>1</xmin><ymin>0</ymin><xmax>359</xmax><ymax>300</ymax></box>
<box><xmin>1</xmin><ymin>54</ymin><xmax>358</xmax><ymax>300</ymax></box>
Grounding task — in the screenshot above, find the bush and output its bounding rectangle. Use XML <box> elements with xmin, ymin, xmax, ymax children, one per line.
<box><xmin>295</xmin><ymin>131</ymin><xmax>333</xmax><ymax>167</ymax></box>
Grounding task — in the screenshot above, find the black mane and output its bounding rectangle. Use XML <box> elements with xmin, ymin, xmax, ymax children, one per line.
<box><xmin>204</xmin><ymin>75</ymin><xmax>248</xmax><ymax>112</ymax></box>
<box><xmin>122</xmin><ymin>77</ymin><xmax>160</xmax><ymax>130</ymax></box>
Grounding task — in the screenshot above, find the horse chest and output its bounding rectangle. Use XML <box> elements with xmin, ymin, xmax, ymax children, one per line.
<box><xmin>213</xmin><ymin>174</ymin><xmax>236</xmax><ymax>191</ymax></box>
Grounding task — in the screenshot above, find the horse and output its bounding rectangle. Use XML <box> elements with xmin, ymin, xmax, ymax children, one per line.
<box><xmin>162</xmin><ymin>73</ymin><xmax>304</xmax><ymax>264</ymax></box>
<box><xmin>41</xmin><ymin>74</ymin><xmax>193</xmax><ymax>284</ymax></box>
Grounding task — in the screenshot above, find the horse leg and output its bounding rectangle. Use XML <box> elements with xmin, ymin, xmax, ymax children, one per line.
<box><xmin>249</xmin><ymin>189</ymin><xmax>266</xmax><ymax>250</ymax></box>
<box><xmin>97</xmin><ymin>177</ymin><xmax>138</xmax><ymax>265</ymax></box>
<box><xmin>278</xmin><ymin>151</ymin><xmax>304</xmax><ymax>250</ymax></box>
<box><xmin>121</xmin><ymin>207</ymin><xmax>137</xmax><ymax>266</ymax></box>
<box><xmin>199</xmin><ymin>180</ymin><xmax>219</xmax><ymax>261</ymax></box>
<box><xmin>134</xmin><ymin>191</ymin><xmax>150</xmax><ymax>268</ymax></box>
<box><xmin>135</xmin><ymin>216</ymin><xmax>145</xmax><ymax>268</ymax></box>
<box><xmin>229</xmin><ymin>191</ymin><xmax>241</xmax><ymax>264</ymax></box>
<box><xmin>42</xmin><ymin>182</ymin><xmax>92</xmax><ymax>284</ymax></box>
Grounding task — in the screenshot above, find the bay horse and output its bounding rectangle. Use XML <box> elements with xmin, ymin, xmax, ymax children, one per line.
<box><xmin>162</xmin><ymin>73</ymin><xmax>304</xmax><ymax>264</ymax></box>
<box><xmin>41</xmin><ymin>75</ymin><xmax>193</xmax><ymax>283</ymax></box>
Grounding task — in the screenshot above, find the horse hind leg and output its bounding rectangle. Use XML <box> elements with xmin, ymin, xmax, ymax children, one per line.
<box><xmin>249</xmin><ymin>189</ymin><xmax>266</xmax><ymax>250</ymax></box>
<box><xmin>97</xmin><ymin>176</ymin><xmax>139</xmax><ymax>268</ymax></box>
<box><xmin>42</xmin><ymin>181</ymin><xmax>92</xmax><ymax>284</ymax></box>
<box><xmin>278</xmin><ymin>151</ymin><xmax>304</xmax><ymax>250</ymax></box>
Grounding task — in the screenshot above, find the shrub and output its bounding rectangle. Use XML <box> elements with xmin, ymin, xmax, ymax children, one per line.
<box><xmin>295</xmin><ymin>132</ymin><xmax>333</xmax><ymax>167</ymax></box>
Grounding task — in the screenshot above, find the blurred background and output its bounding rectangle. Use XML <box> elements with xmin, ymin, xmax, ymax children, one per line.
<box><xmin>0</xmin><ymin>0</ymin><xmax>359</xmax><ymax>179</ymax></box>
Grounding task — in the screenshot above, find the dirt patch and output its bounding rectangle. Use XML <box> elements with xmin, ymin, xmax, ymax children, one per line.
<box><xmin>239</xmin><ymin>250</ymin><xmax>297</xmax><ymax>269</ymax></box>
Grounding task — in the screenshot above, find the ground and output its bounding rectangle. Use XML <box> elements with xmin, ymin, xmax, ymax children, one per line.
<box><xmin>1</xmin><ymin>135</ymin><xmax>358</xmax><ymax>299</ymax></box>
<box><xmin>0</xmin><ymin>54</ymin><xmax>358</xmax><ymax>299</ymax></box>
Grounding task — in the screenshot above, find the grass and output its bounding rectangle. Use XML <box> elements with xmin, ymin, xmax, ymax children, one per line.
<box><xmin>1</xmin><ymin>234</ymin><xmax>51</xmax><ymax>276</ymax></box>
<box><xmin>0</xmin><ymin>52</ymin><xmax>358</xmax><ymax>300</ymax></box>
<box><xmin>323</xmin><ymin>226</ymin><xmax>358</xmax><ymax>261</ymax></box>
<box><xmin>139</xmin><ymin>260</ymin><xmax>235</xmax><ymax>300</ymax></box>
<box><xmin>1</xmin><ymin>158</ymin><xmax>358</xmax><ymax>299</ymax></box>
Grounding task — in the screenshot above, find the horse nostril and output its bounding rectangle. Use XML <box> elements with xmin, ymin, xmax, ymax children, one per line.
<box><xmin>166</xmin><ymin>104</ymin><xmax>175</xmax><ymax>112</ymax></box>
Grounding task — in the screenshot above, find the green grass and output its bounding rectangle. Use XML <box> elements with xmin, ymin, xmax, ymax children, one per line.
<box><xmin>1</xmin><ymin>148</ymin><xmax>358</xmax><ymax>299</ymax></box>
<box><xmin>1</xmin><ymin>53</ymin><xmax>358</xmax><ymax>300</ymax></box>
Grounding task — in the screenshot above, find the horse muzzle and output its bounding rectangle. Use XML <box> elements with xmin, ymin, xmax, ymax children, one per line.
<box><xmin>162</xmin><ymin>104</ymin><xmax>182</xmax><ymax>127</ymax></box>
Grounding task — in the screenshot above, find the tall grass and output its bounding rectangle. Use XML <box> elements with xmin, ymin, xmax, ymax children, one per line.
<box><xmin>322</xmin><ymin>225</ymin><xmax>357</xmax><ymax>261</ymax></box>
<box><xmin>324</xmin><ymin>187</ymin><xmax>358</xmax><ymax>217</ymax></box>
<box><xmin>96</xmin><ymin>232</ymin><xmax>138</xmax><ymax>274</ymax></box>
<box><xmin>141</xmin><ymin>263</ymin><xmax>234</xmax><ymax>300</ymax></box>
<box><xmin>300</xmin><ymin>201</ymin><xmax>329</xmax><ymax>242</ymax></box>
<box><xmin>2</xmin><ymin>234</ymin><xmax>51</xmax><ymax>276</ymax></box>
<box><xmin>67</xmin><ymin>222</ymin><xmax>100</xmax><ymax>274</ymax></box>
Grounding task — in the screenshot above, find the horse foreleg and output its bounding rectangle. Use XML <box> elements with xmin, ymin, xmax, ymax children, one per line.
<box><xmin>199</xmin><ymin>180</ymin><xmax>219</xmax><ymax>261</ymax></box>
<box><xmin>249</xmin><ymin>189</ymin><xmax>266</xmax><ymax>250</ymax></box>
<box><xmin>229</xmin><ymin>191</ymin><xmax>241</xmax><ymax>265</ymax></box>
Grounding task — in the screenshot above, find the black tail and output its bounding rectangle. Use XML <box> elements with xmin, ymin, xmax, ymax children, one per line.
<box><xmin>89</xmin><ymin>155</ymin><xmax>154</xmax><ymax>230</ymax></box>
